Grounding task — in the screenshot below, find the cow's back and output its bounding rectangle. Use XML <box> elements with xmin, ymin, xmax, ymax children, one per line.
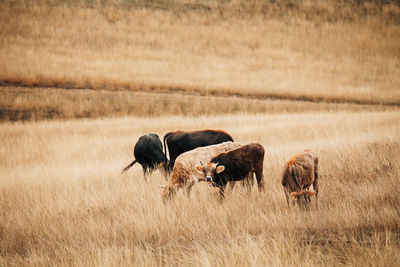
<box><xmin>134</xmin><ymin>134</ymin><xmax>165</xmax><ymax>164</ymax></box>
<box><xmin>212</xmin><ymin>143</ymin><xmax>264</xmax><ymax>166</ymax></box>
<box><xmin>211</xmin><ymin>143</ymin><xmax>264</xmax><ymax>180</ymax></box>
<box><xmin>285</xmin><ymin>151</ymin><xmax>316</xmax><ymax>190</ymax></box>
<box><xmin>176</xmin><ymin>141</ymin><xmax>241</xmax><ymax>177</ymax></box>
<box><xmin>166</xmin><ymin>130</ymin><xmax>233</xmax><ymax>156</ymax></box>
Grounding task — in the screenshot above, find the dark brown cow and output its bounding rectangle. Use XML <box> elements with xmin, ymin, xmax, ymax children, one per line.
<box><xmin>196</xmin><ymin>143</ymin><xmax>265</xmax><ymax>200</ymax></box>
<box><xmin>281</xmin><ymin>150</ymin><xmax>319</xmax><ymax>209</ymax></box>
<box><xmin>163</xmin><ymin>129</ymin><xmax>234</xmax><ymax>173</ymax></box>
<box><xmin>161</xmin><ymin>142</ymin><xmax>241</xmax><ymax>202</ymax></box>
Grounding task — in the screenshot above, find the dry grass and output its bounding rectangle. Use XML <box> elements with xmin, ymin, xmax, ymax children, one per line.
<box><xmin>1</xmin><ymin>1</ymin><xmax>399</xmax><ymax>265</ymax></box>
<box><xmin>1</xmin><ymin>0</ymin><xmax>399</xmax><ymax>104</ymax></box>
<box><xmin>1</xmin><ymin>110</ymin><xmax>400</xmax><ymax>266</ymax></box>
<box><xmin>0</xmin><ymin>86</ymin><xmax>394</xmax><ymax>121</ymax></box>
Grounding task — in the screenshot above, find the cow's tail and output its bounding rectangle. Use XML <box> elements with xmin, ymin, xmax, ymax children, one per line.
<box><xmin>121</xmin><ymin>159</ymin><xmax>137</xmax><ymax>174</ymax></box>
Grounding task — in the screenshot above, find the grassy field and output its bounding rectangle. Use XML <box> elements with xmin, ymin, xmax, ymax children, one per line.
<box><xmin>0</xmin><ymin>86</ymin><xmax>394</xmax><ymax>121</ymax></box>
<box><xmin>1</xmin><ymin>0</ymin><xmax>400</xmax><ymax>104</ymax></box>
<box><xmin>1</xmin><ymin>0</ymin><xmax>400</xmax><ymax>266</ymax></box>
<box><xmin>1</xmin><ymin>111</ymin><xmax>400</xmax><ymax>265</ymax></box>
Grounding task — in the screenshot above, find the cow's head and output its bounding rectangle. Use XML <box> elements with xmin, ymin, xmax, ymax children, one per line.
<box><xmin>290</xmin><ymin>190</ymin><xmax>315</xmax><ymax>200</ymax></box>
<box><xmin>290</xmin><ymin>189</ymin><xmax>315</xmax><ymax>208</ymax></box>
<box><xmin>195</xmin><ymin>161</ymin><xmax>224</xmax><ymax>183</ymax></box>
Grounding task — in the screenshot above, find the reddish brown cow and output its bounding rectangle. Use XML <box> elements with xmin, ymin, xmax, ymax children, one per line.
<box><xmin>196</xmin><ymin>143</ymin><xmax>265</xmax><ymax>200</ymax></box>
<box><xmin>281</xmin><ymin>150</ymin><xmax>319</xmax><ymax>209</ymax></box>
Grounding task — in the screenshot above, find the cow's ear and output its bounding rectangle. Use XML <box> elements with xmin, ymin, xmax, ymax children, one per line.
<box><xmin>306</xmin><ymin>190</ymin><xmax>316</xmax><ymax>197</ymax></box>
<box><xmin>216</xmin><ymin>165</ymin><xmax>225</xmax><ymax>174</ymax></box>
<box><xmin>290</xmin><ymin>192</ymin><xmax>299</xmax><ymax>200</ymax></box>
<box><xmin>195</xmin><ymin>165</ymin><xmax>203</xmax><ymax>172</ymax></box>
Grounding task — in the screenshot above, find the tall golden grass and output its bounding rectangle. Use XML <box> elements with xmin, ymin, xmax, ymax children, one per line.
<box><xmin>1</xmin><ymin>110</ymin><xmax>399</xmax><ymax>265</ymax></box>
<box><xmin>1</xmin><ymin>0</ymin><xmax>399</xmax><ymax>104</ymax></box>
<box><xmin>0</xmin><ymin>86</ymin><xmax>394</xmax><ymax>121</ymax></box>
<box><xmin>1</xmin><ymin>1</ymin><xmax>399</xmax><ymax>265</ymax></box>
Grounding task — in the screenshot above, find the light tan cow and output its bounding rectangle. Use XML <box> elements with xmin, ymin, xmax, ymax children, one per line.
<box><xmin>281</xmin><ymin>150</ymin><xmax>319</xmax><ymax>208</ymax></box>
<box><xmin>161</xmin><ymin>141</ymin><xmax>241</xmax><ymax>202</ymax></box>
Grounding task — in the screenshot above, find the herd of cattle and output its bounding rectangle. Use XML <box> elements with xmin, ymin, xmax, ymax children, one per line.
<box><xmin>121</xmin><ymin>129</ymin><xmax>319</xmax><ymax>208</ymax></box>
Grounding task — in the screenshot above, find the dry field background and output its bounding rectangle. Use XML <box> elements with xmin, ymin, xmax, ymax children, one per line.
<box><xmin>1</xmin><ymin>0</ymin><xmax>400</xmax><ymax>104</ymax></box>
<box><xmin>1</xmin><ymin>0</ymin><xmax>400</xmax><ymax>266</ymax></box>
<box><xmin>1</xmin><ymin>111</ymin><xmax>400</xmax><ymax>266</ymax></box>
<box><xmin>0</xmin><ymin>86</ymin><xmax>393</xmax><ymax>121</ymax></box>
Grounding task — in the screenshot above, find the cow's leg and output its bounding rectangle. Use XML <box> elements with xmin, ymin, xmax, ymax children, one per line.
<box><xmin>242</xmin><ymin>172</ymin><xmax>254</xmax><ymax>194</ymax></box>
<box><xmin>284</xmin><ymin>188</ymin><xmax>291</xmax><ymax>208</ymax></box>
<box><xmin>218</xmin><ymin>183</ymin><xmax>227</xmax><ymax>202</ymax></box>
<box><xmin>168</xmin><ymin>156</ymin><xmax>176</xmax><ymax>174</ymax></box>
<box><xmin>304</xmin><ymin>194</ymin><xmax>311</xmax><ymax>210</ymax></box>
<box><xmin>313</xmin><ymin>162</ymin><xmax>319</xmax><ymax>208</ymax></box>
<box><xmin>186</xmin><ymin>182</ymin><xmax>194</xmax><ymax>198</ymax></box>
<box><xmin>306</xmin><ymin>193</ymin><xmax>311</xmax><ymax>203</ymax></box>
<box><xmin>167</xmin><ymin>163</ymin><xmax>173</xmax><ymax>176</ymax></box>
<box><xmin>162</xmin><ymin>176</ymin><xmax>183</xmax><ymax>202</ymax></box>
<box><xmin>162</xmin><ymin>162</ymin><xmax>170</xmax><ymax>178</ymax></box>
<box><xmin>164</xmin><ymin>173</ymin><xmax>169</xmax><ymax>181</ymax></box>
<box><xmin>162</xmin><ymin>185</ymin><xmax>177</xmax><ymax>203</ymax></box>
<box><xmin>255</xmin><ymin>163</ymin><xmax>265</xmax><ymax>192</ymax></box>
<box><xmin>142</xmin><ymin>167</ymin><xmax>149</xmax><ymax>182</ymax></box>
<box><xmin>228</xmin><ymin>181</ymin><xmax>236</xmax><ymax>191</ymax></box>
<box><xmin>158</xmin><ymin>163</ymin><xmax>169</xmax><ymax>181</ymax></box>
<box><xmin>149</xmin><ymin>166</ymin><xmax>156</xmax><ymax>178</ymax></box>
<box><xmin>162</xmin><ymin>169</ymin><xmax>169</xmax><ymax>181</ymax></box>
<box><xmin>313</xmin><ymin>179</ymin><xmax>319</xmax><ymax>208</ymax></box>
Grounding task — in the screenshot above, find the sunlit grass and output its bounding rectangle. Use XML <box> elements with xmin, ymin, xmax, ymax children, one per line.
<box><xmin>1</xmin><ymin>111</ymin><xmax>399</xmax><ymax>265</ymax></box>
<box><xmin>1</xmin><ymin>1</ymin><xmax>399</xmax><ymax>265</ymax></box>
<box><xmin>0</xmin><ymin>86</ymin><xmax>394</xmax><ymax>121</ymax></box>
<box><xmin>1</xmin><ymin>0</ymin><xmax>399</xmax><ymax>104</ymax></box>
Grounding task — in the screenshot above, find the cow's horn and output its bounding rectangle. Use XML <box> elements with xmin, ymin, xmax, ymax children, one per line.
<box><xmin>159</xmin><ymin>186</ymin><xmax>164</xmax><ymax>189</ymax></box>
<box><xmin>200</xmin><ymin>161</ymin><xmax>204</xmax><ymax>167</ymax></box>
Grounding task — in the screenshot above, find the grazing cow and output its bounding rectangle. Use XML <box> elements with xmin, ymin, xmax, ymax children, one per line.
<box><xmin>121</xmin><ymin>134</ymin><xmax>167</xmax><ymax>180</ymax></box>
<box><xmin>281</xmin><ymin>150</ymin><xmax>319</xmax><ymax>209</ymax></box>
<box><xmin>197</xmin><ymin>143</ymin><xmax>265</xmax><ymax>200</ymax></box>
<box><xmin>163</xmin><ymin>129</ymin><xmax>234</xmax><ymax>173</ymax></box>
<box><xmin>161</xmin><ymin>142</ymin><xmax>241</xmax><ymax>202</ymax></box>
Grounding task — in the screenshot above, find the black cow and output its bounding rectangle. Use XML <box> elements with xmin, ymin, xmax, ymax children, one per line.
<box><xmin>121</xmin><ymin>134</ymin><xmax>167</xmax><ymax>180</ymax></box>
<box><xmin>163</xmin><ymin>129</ymin><xmax>234</xmax><ymax>173</ymax></box>
<box><xmin>197</xmin><ymin>143</ymin><xmax>265</xmax><ymax>200</ymax></box>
